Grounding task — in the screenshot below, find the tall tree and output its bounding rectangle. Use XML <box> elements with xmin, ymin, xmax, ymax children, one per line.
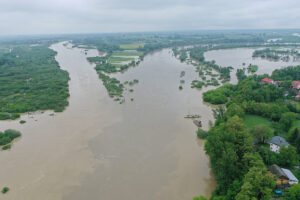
<box><xmin>288</xmin><ymin>183</ymin><xmax>300</xmax><ymax>200</ymax></box>
<box><xmin>278</xmin><ymin>145</ymin><xmax>298</xmax><ymax>168</ymax></box>
<box><xmin>280</xmin><ymin>112</ymin><xmax>297</xmax><ymax>131</ymax></box>
<box><xmin>235</xmin><ymin>166</ymin><xmax>276</xmax><ymax>200</ymax></box>
<box><xmin>205</xmin><ymin>116</ymin><xmax>253</xmax><ymax>194</ymax></box>
<box><xmin>251</xmin><ymin>125</ymin><xmax>273</xmax><ymax>144</ymax></box>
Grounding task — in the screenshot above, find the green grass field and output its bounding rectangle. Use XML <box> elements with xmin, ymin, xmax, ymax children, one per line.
<box><xmin>107</xmin><ymin>57</ymin><xmax>135</xmax><ymax>63</ymax></box>
<box><xmin>243</xmin><ymin>114</ymin><xmax>272</xmax><ymax>129</ymax></box>
<box><xmin>112</xmin><ymin>51</ymin><xmax>143</xmax><ymax>56</ymax></box>
<box><xmin>120</xmin><ymin>43</ymin><xmax>145</xmax><ymax>50</ymax></box>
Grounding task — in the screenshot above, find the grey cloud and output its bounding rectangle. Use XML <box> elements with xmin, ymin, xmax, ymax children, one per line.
<box><xmin>0</xmin><ymin>0</ymin><xmax>299</xmax><ymax>35</ymax></box>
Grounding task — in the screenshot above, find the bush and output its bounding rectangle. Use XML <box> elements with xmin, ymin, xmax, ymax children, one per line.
<box><xmin>1</xmin><ymin>187</ymin><xmax>9</xmax><ymax>194</ymax></box>
<box><xmin>0</xmin><ymin>129</ymin><xmax>21</xmax><ymax>146</ymax></box>
<box><xmin>4</xmin><ymin>129</ymin><xmax>21</xmax><ymax>140</ymax></box>
<box><xmin>203</xmin><ymin>84</ymin><xmax>233</xmax><ymax>104</ymax></box>
<box><xmin>0</xmin><ymin>113</ymin><xmax>11</xmax><ymax>120</ymax></box>
<box><xmin>203</xmin><ymin>91</ymin><xmax>227</xmax><ymax>104</ymax></box>
<box><xmin>197</xmin><ymin>128</ymin><xmax>209</xmax><ymax>139</ymax></box>
<box><xmin>2</xmin><ymin>144</ymin><xmax>11</xmax><ymax>150</ymax></box>
<box><xmin>193</xmin><ymin>196</ymin><xmax>207</xmax><ymax>200</ymax></box>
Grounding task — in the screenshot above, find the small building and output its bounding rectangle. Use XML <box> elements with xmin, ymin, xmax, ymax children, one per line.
<box><xmin>282</xmin><ymin>168</ymin><xmax>299</xmax><ymax>185</ymax></box>
<box><xmin>292</xmin><ymin>81</ymin><xmax>300</xmax><ymax>90</ymax></box>
<box><xmin>269</xmin><ymin>164</ymin><xmax>289</xmax><ymax>188</ymax></box>
<box><xmin>261</xmin><ymin>78</ymin><xmax>274</xmax><ymax>84</ymax></box>
<box><xmin>268</xmin><ymin>136</ymin><xmax>289</xmax><ymax>153</ymax></box>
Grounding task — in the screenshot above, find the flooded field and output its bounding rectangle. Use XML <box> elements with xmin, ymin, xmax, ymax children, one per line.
<box><xmin>0</xmin><ymin>43</ymin><xmax>216</xmax><ymax>200</ymax></box>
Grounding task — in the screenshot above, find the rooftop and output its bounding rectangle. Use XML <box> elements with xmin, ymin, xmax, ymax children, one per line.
<box><xmin>261</xmin><ymin>78</ymin><xmax>274</xmax><ymax>83</ymax></box>
<box><xmin>268</xmin><ymin>136</ymin><xmax>289</xmax><ymax>147</ymax></box>
<box><xmin>292</xmin><ymin>81</ymin><xmax>300</xmax><ymax>89</ymax></box>
<box><xmin>282</xmin><ymin>168</ymin><xmax>299</xmax><ymax>182</ymax></box>
<box><xmin>269</xmin><ymin>164</ymin><xmax>287</xmax><ymax>179</ymax></box>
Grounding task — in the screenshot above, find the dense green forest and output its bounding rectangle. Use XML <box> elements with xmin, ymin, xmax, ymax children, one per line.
<box><xmin>201</xmin><ymin>65</ymin><xmax>300</xmax><ymax>199</ymax></box>
<box><xmin>0</xmin><ymin>44</ymin><xmax>69</xmax><ymax>119</ymax></box>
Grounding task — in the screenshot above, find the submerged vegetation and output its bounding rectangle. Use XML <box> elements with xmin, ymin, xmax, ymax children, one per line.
<box><xmin>1</xmin><ymin>187</ymin><xmax>9</xmax><ymax>194</ymax></box>
<box><xmin>0</xmin><ymin>44</ymin><xmax>69</xmax><ymax>119</ymax></box>
<box><xmin>86</xmin><ymin>45</ymin><xmax>142</xmax><ymax>100</ymax></box>
<box><xmin>172</xmin><ymin>46</ymin><xmax>233</xmax><ymax>90</ymax></box>
<box><xmin>0</xmin><ymin>129</ymin><xmax>21</xmax><ymax>149</ymax></box>
<box><xmin>253</xmin><ymin>48</ymin><xmax>300</xmax><ymax>61</ymax></box>
<box><xmin>97</xmin><ymin>72</ymin><xmax>124</xmax><ymax>98</ymax></box>
<box><xmin>247</xmin><ymin>64</ymin><xmax>258</xmax><ymax>73</ymax></box>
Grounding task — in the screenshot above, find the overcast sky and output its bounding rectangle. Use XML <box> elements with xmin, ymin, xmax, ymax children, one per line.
<box><xmin>0</xmin><ymin>0</ymin><xmax>300</xmax><ymax>35</ymax></box>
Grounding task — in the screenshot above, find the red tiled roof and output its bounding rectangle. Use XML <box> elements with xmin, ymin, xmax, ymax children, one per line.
<box><xmin>261</xmin><ymin>78</ymin><xmax>274</xmax><ymax>83</ymax></box>
<box><xmin>292</xmin><ymin>81</ymin><xmax>300</xmax><ymax>89</ymax></box>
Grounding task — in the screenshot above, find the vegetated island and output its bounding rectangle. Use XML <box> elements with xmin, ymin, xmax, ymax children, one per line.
<box><xmin>0</xmin><ymin>43</ymin><xmax>70</xmax><ymax>120</ymax></box>
<box><xmin>253</xmin><ymin>48</ymin><xmax>300</xmax><ymax>62</ymax></box>
<box><xmin>201</xmin><ymin>65</ymin><xmax>300</xmax><ymax>199</ymax></box>
<box><xmin>172</xmin><ymin>46</ymin><xmax>233</xmax><ymax>90</ymax></box>
<box><xmin>0</xmin><ymin>129</ymin><xmax>21</xmax><ymax>150</ymax></box>
<box><xmin>82</xmin><ymin>44</ymin><xmax>142</xmax><ymax>102</ymax></box>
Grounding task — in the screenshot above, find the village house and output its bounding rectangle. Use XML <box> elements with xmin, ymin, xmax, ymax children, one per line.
<box><xmin>261</xmin><ymin>78</ymin><xmax>275</xmax><ymax>84</ymax></box>
<box><xmin>292</xmin><ymin>81</ymin><xmax>300</xmax><ymax>90</ymax></box>
<box><xmin>269</xmin><ymin>164</ymin><xmax>298</xmax><ymax>188</ymax></box>
<box><xmin>269</xmin><ymin>164</ymin><xmax>289</xmax><ymax>188</ymax></box>
<box><xmin>268</xmin><ymin>136</ymin><xmax>289</xmax><ymax>153</ymax></box>
<box><xmin>282</xmin><ymin>168</ymin><xmax>299</xmax><ymax>185</ymax></box>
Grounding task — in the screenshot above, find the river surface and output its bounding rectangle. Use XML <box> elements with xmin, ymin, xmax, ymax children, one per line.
<box><xmin>205</xmin><ymin>48</ymin><xmax>300</xmax><ymax>84</ymax></box>
<box><xmin>0</xmin><ymin>42</ymin><xmax>216</xmax><ymax>200</ymax></box>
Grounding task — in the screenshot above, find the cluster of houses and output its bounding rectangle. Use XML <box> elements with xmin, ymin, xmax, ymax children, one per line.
<box><xmin>261</xmin><ymin>78</ymin><xmax>300</xmax><ymax>100</ymax></box>
<box><xmin>259</xmin><ymin>78</ymin><xmax>300</xmax><ymax>189</ymax></box>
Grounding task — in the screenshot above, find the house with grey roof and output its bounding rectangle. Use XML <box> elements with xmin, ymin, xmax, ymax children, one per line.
<box><xmin>269</xmin><ymin>164</ymin><xmax>298</xmax><ymax>188</ymax></box>
<box><xmin>268</xmin><ymin>136</ymin><xmax>289</xmax><ymax>153</ymax></box>
<box><xmin>282</xmin><ymin>168</ymin><xmax>299</xmax><ymax>185</ymax></box>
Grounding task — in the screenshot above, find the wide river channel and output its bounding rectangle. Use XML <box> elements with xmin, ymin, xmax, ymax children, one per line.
<box><xmin>1</xmin><ymin>43</ymin><xmax>300</xmax><ymax>200</ymax></box>
<box><xmin>0</xmin><ymin>42</ymin><xmax>216</xmax><ymax>200</ymax></box>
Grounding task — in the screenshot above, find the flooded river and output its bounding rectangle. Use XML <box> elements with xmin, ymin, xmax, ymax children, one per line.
<box><xmin>0</xmin><ymin>42</ymin><xmax>216</xmax><ymax>200</ymax></box>
<box><xmin>205</xmin><ymin>48</ymin><xmax>300</xmax><ymax>84</ymax></box>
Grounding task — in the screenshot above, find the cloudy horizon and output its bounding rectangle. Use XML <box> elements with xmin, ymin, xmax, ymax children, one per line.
<box><xmin>1</xmin><ymin>0</ymin><xmax>300</xmax><ymax>35</ymax></box>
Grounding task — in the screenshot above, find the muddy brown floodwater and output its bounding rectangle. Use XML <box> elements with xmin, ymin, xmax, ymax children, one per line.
<box><xmin>0</xmin><ymin>42</ymin><xmax>216</xmax><ymax>200</ymax></box>
<box><xmin>204</xmin><ymin>48</ymin><xmax>300</xmax><ymax>84</ymax></box>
